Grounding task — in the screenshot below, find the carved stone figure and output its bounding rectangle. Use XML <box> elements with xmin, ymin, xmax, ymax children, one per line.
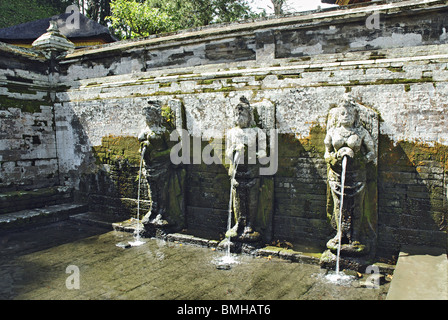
<box><xmin>323</xmin><ymin>96</ymin><xmax>378</xmax><ymax>260</ymax></box>
<box><xmin>224</xmin><ymin>96</ymin><xmax>272</xmax><ymax>249</ymax></box>
<box><xmin>138</xmin><ymin>100</ymin><xmax>185</xmax><ymax>235</ymax></box>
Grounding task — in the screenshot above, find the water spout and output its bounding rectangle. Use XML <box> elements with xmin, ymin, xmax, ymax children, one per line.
<box><xmin>216</xmin><ymin>150</ymin><xmax>241</xmax><ymax>269</ymax></box>
<box><xmin>129</xmin><ymin>146</ymin><xmax>146</xmax><ymax>247</ymax></box>
<box><xmin>335</xmin><ymin>155</ymin><xmax>347</xmax><ymax>275</ymax></box>
<box><xmin>324</xmin><ymin>156</ymin><xmax>355</xmax><ymax>285</ymax></box>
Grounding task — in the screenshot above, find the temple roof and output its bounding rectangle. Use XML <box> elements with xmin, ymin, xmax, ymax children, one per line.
<box><xmin>0</xmin><ymin>13</ymin><xmax>116</xmax><ymax>47</ymax></box>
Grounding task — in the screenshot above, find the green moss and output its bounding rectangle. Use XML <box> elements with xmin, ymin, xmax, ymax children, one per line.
<box><xmin>255</xmin><ymin>178</ymin><xmax>274</xmax><ymax>231</ymax></box>
<box><xmin>374</xmin><ymin>77</ymin><xmax>434</xmax><ymax>85</ymax></box>
<box><xmin>279</xmin><ymin>74</ymin><xmax>302</xmax><ymax>79</ymax></box>
<box><xmin>138</xmin><ymin>76</ymin><xmax>155</xmax><ymax>82</ymax></box>
<box><xmin>6</xmin><ymin>84</ymin><xmax>37</xmax><ymax>95</ymax></box>
<box><xmin>369</xmin><ymin>52</ymin><xmax>386</xmax><ymax>60</ymax></box>
<box><xmin>201</xmin><ymin>87</ymin><xmax>233</xmax><ymax>93</ymax></box>
<box><xmin>152</xmin><ymin>149</ymin><xmax>172</xmax><ymax>158</ymax></box>
<box><xmin>262</xmin><ymin>246</ymin><xmax>283</xmax><ymax>252</ymax></box>
<box><xmin>299</xmin><ymin>124</ymin><xmax>327</xmax><ymax>155</ymax></box>
<box><xmin>150</xmin><ymin>90</ymin><xmax>183</xmax><ymax>96</ymax></box>
<box><xmin>161</xmin><ymin>105</ymin><xmax>174</xmax><ymax>125</ymax></box>
<box><xmin>197</xmin><ymin>79</ymin><xmax>215</xmax><ymax>85</ymax></box>
<box><xmin>378</xmin><ymin>134</ymin><xmax>448</xmax><ymax>232</ymax></box>
<box><xmin>303</xmin><ymin>67</ymin><xmax>323</xmax><ymax>72</ymax></box>
<box><xmin>379</xmin><ymin>135</ymin><xmax>448</xmax><ymax>172</ymax></box>
<box><xmin>0</xmin><ymin>95</ymin><xmax>50</xmax><ymax>113</ymax></box>
<box><xmin>92</xmin><ymin>135</ymin><xmax>141</xmax><ymax>166</ymax></box>
<box><xmin>166</xmin><ymin>168</ymin><xmax>186</xmax><ymax>227</ymax></box>
<box><xmin>404</xmin><ymin>84</ymin><xmax>411</xmax><ymax>92</ymax></box>
<box><xmin>386</xmin><ymin>66</ymin><xmax>404</xmax><ymax>73</ymax></box>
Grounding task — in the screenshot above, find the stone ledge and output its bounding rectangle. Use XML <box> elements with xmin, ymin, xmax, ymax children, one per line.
<box><xmin>256</xmin><ymin>246</ymin><xmax>321</xmax><ymax>265</ymax></box>
<box><xmin>0</xmin><ymin>186</ymin><xmax>73</xmax><ymax>215</ymax></box>
<box><xmin>166</xmin><ymin>233</ymin><xmax>220</xmax><ymax>248</ymax></box>
<box><xmin>0</xmin><ymin>203</ymin><xmax>88</xmax><ymax>233</ymax></box>
<box><xmin>63</xmin><ymin>0</ymin><xmax>447</xmax><ymax>60</ymax></box>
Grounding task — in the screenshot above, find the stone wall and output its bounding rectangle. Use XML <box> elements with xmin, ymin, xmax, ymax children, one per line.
<box><xmin>1</xmin><ymin>0</ymin><xmax>447</xmax><ymax>258</ymax></box>
<box><xmin>0</xmin><ymin>43</ymin><xmax>59</xmax><ymax>192</ymax></box>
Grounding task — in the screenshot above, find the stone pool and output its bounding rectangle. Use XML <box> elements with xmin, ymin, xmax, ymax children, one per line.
<box><xmin>0</xmin><ymin>220</ymin><xmax>389</xmax><ymax>300</ymax></box>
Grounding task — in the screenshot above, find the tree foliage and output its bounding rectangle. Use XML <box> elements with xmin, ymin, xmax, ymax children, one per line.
<box><xmin>0</xmin><ymin>0</ymin><xmax>71</xmax><ymax>28</ymax></box>
<box><xmin>0</xmin><ymin>0</ymin><xmax>263</xmax><ymax>41</ymax></box>
<box><xmin>107</xmin><ymin>0</ymin><xmax>173</xmax><ymax>39</ymax></box>
<box><xmin>107</xmin><ymin>0</ymin><xmax>262</xmax><ymax>40</ymax></box>
<box><xmin>0</xmin><ymin>0</ymin><xmax>111</xmax><ymax>29</ymax></box>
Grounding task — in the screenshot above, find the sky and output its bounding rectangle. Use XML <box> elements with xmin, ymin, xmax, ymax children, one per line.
<box><xmin>250</xmin><ymin>0</ymin><xmax>337</xmax><ymax>14</ymax></box>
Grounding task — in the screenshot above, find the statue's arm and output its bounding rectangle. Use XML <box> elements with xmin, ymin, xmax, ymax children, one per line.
<box><xmin>362</xmin><ymin>129</ymin><xmax>377</xmax><ymax>165</ymax></box>
<box><xmin>324</xmin><ymin>131</ymin><xmax>337</xmax><ymax>165</ymax></box>
<box><xmin>138</xmin><ymin>129</ymin><xmax>148</xmax><ymax>142</ymax></box>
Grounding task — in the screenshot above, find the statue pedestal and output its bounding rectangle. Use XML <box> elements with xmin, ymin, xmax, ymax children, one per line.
<box><xmin>143</xmin><ymin>214</ymin><xmax>172</xmax><ymax>238</ymax></box>
<box><xmin>217</xmin><ymin>231</ymin><xmax>262</xmax><ymax>254</ymax></box>
<box><xmin>319</xmin><ymin>249</ymin><xmax>371</xmax><ymax>272</ymax></box>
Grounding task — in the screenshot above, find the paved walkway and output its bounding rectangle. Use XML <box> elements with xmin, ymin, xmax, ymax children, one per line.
<box><xmin>387</xmin><ymin>246</ymin><xmax>448</xmax><ymax>300</ymax></box>
<box><xmin>0</xmin><ymin>220</ymin><xmax>390</xmax><ymax>300</ymax></box>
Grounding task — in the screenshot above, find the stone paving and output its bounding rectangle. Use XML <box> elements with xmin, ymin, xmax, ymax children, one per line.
<box><xmin>386</xmin><ymin>246</ymin><xmax>448</xmax><ymax>300</ymax></box>
<box><xmin>0</xmin><ymin>220</ymin><xmax>390</xmax><ymax>300</ymax></box>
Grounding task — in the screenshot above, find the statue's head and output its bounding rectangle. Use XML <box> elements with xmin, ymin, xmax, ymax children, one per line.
<box><xmin>327</xmin><ymin>95</ymin><xmax>363</xmax><ymax>131</ymax></box>
<box><xmin>335</xmin><ymin>96</ymin><xmax>360</xmax><ymax>129</ymax></box>
<box><xmin>235</xmin><ymin>96</ymin><xmax>253</xmax><ymax>128</ymax></box>
<box><xmin>142</xmin><ymin>100</ymin><xmax>163</xmax><ymax>127</ymax></box>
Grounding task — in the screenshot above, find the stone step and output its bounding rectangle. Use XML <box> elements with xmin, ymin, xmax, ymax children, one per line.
<box><xmin>0</xmin><ymin>186</ymin><xmax>73</xmax><ymax>215</ymax></box>
<box><xmin>70</xmin><ymin>212</ymin><xmax>128</xmax><ymax>230</ymax></box>
<box><xmin>0</xmin><ymin>203</ymin><xmax>88</xmax><ymax>233</ymax></box>
<box><xmin>386</xmin><ymin>246</ymin><xmax>448</xmax><ymax>300</ymax></box>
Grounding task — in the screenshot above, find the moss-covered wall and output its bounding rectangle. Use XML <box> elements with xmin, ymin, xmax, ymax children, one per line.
<box><xmin>55</xmin><ymin>48</ymin><xmax>448</xmax><ymax>258</ymax></box>
<box><xmin>86</xmin><ymin>135</ymin><xmax>148</xmax><ymax>217</ymax></box>
<box><xmin>2</xmin><ymin>0</ymin><xmax>447</xmax><ymax>261</ymax></box>
<box><xmin>377</xmin><ymin>136</ymin><xmax>448</xmax><ymax>256</ymax></box>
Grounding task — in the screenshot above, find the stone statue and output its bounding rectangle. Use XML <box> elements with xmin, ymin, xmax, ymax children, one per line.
<box><xmin>138</xmin><ymin>100</ymin><xmax>185</xmax><ymax>235</ymax></box>
<box><xmin>323</xmin><ymin>96</ymin><xmax>378</xmax><ymax>259</ymax></box>
<box><xmin>224</xmin><ymin>96</ymin><xmax>270</xmax><ymax>249</ymax></box>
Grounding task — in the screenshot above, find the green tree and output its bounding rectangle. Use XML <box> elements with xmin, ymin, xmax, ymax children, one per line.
<box><xmin>107</xmin><ymin>0</ymin><xmax>261</xmax><ymax>40</ymax></box>
<box><xmin>270</xmin><ymin>0</ymin><xmax>285</xmax><ymax>15</ymax></box>
<box><xmin>147</xmin><ymin>0</ymin><xmax>259</xmax><ymax>29</ymax></box>
<box><xmin>108</xmin><ymin>0</ymin><xmax>174</xmax><ymax>39</ymax></box>
<box><xmin>85</xmin><ymin>0</ymin><xmax>112</xmax><ymax>25</ymax></box>
<box><xmin>0</xmin><ymin>0</ymin><xmax>72</xmax><ymax>28</ymax></box>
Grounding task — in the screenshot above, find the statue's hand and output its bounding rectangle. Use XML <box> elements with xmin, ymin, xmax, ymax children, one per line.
<box><xmin>231</xmin><ymin>178</ymin><xmax>239</xmax><ymax>187</ymax></box>
<box><xmin>138</xmin><ymin>131</ymin><xmax>147</xmax><ymax>142</ymax></box>
<box><xmin>140</xmin><ymin>141</ymin><xmax>150</xmax><ymax>153</ymax></box>
<box><xmin>337</xmin><ymin>147</ymin><xmax>355</xmax><ymax>160</ymax></box>
<box><xmin>366</xmin><ymin>151</ymin><xmax>377</xmax><ymax>165</ymax></box>
<box><xmin>234</xmin><ymin>143</ymin><xmax>245</xmax><ymax>154</ymax></box>
<box><xmin>324</xmin><ymin>152</ymin><xmax>338</xmax><ymax>166</ymax></box>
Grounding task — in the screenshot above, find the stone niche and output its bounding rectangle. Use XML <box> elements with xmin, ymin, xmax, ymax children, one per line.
<box><xmin>320</xmin><ymin>96</ymin><xmax>379</xmax><ymax>270</ymax></box>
